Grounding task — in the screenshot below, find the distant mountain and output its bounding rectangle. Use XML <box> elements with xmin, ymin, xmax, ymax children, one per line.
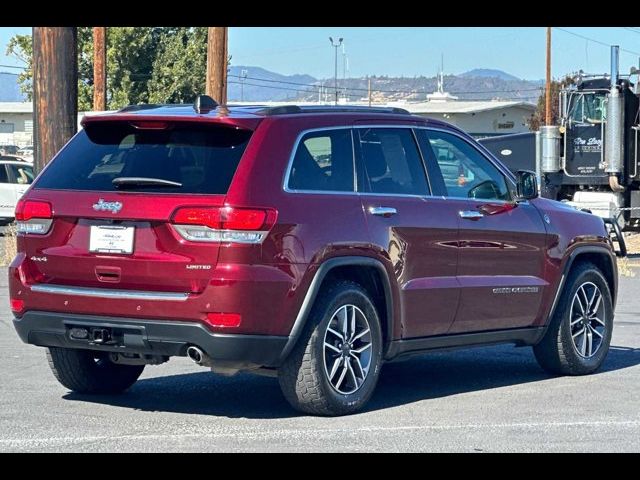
<box><xmin>0</xmin><ymin>72</ymin><xmax>26</xmax><ymax>102</ymax></box>
<box><xmin>226</xmin><ymin>66</ymin><xmax>543</xmax><ymax>104</ymax></box>
<box><xmin>227</xmin><ymin>66</ymin><xmax>317</xmax><ymax>102</ymax></box>
<box><xmin>461</xmin><ymin>69</ymin><xmax>521</xmax><ymax>82</ymax></box>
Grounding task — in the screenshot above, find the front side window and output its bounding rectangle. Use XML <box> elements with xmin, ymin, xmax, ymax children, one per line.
<box><xmin>357</xmin><ymin>128</ymin><xmax>429</xmax><ymax>196</ymax></box>
<box><xmin>425</xmin><ymin>130</ymin><xmax>511</xmax><ymax>201</ymax></box>
<box><xmin>288</xmin><ymin>129</ymin><xmax>354</xmax><ymax>192</ymax></box>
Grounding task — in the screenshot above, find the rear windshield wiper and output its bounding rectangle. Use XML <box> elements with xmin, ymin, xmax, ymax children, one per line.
<box><xmin>112</xmin><ymin>177</ymin><xmax>183</xmax><ymax>188</ymax></box>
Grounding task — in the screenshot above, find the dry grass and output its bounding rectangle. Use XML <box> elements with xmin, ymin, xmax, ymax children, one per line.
<box><xmin>0</xmin><ymin>225</ymin><xmax>17</xmax><ymax>267</ymax></box>
<box><xmin>618</xmin><ymin>256</ymin><xmax>637</xmax><ymax>277</ymax></box>
<box><xmin>625</xmin><ymin>232</ymin><xmax>640</xmax><ymax>256</ymax></box>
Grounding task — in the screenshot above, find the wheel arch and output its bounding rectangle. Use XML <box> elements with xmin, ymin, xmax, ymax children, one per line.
<box><xmin>279</xmin><ymin>256</ymin><xmax>397</xmax><ymax>362</ymax></box>
<box><xmin>536</xmin><ymin>245</ymin><xmax>617</xmax><ymax>343</ymax></box>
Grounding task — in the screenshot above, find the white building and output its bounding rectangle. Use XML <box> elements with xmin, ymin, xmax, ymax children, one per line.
<box><xmin>389</xmin><ymin>100</ymin><xmax>536</xmax><ymax>137</ymax></box>
<box><xmin>0</xmin><ymin>102</ymin><xmax>33</xmax><ymax>147</ymax></box>
<box><xmin>0</xmin><ymin>98</ymin><xmax>537</xmax><ymax>146</ymax></box>
<box><xmin>231</xmin><ymin>99</ymin><xmax>536</xmax><ymax>138</ymax></box>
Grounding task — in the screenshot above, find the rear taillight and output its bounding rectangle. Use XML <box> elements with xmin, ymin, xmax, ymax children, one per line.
<box><xmin>171</xmin><ymin>206</ymin><xmax>277</xmax><ymax>244</ymax></box>
<box><xmin>15</xmin><ymin>200</ymin><xmax>53</xmax><ymax>235</ymax></box>
<box><xmin>10</xmin><ymin>298</ymin><xmax>24</xmax><ymax>314</ymax></box>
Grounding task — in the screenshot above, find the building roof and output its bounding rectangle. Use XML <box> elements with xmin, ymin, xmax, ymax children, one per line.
<box><xmin>0</xmin><ymin>99</ymin><xmax>537</xmax><ymax>117</ymax></box>
<box><xmin>388</xmin><ymin>100</ymin><xmax>537</xmax><ymax>114</ymax></box>
<box><xmin>0</xmin><ymin>102</ymin><xmax>33</xmax><ymax>113</ymax></box>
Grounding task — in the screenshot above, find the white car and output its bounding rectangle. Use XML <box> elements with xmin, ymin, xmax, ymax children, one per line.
<box><xmin>0</xmin><ymin>160</ymin><xmax>34</xmax><ymax>224</ymax></box>
<box><xmin>17</xmin><ymin>146</ymin><xmax>34</xmax><ymax>163</ymax></box>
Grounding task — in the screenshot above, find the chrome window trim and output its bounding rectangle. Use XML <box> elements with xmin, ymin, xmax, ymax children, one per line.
<box><xmin>281</xmin><ymin>123</ymin><xmax>520</xmax><ymax>204</ymax></box>
<box><xmin>283</xmin><ymin>124</ymin><xmax>433</xmax><ymax>196</ymax></box>
<box><xmin>31</xmin><ymin>284</ymin><xmax>189</xmax><ymax>301</ymax></box>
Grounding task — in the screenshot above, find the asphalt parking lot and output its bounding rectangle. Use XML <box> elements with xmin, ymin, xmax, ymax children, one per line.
<box><xmin>0</xmin><ymin>266</ymin><xmax>638</xmax><ymax>452</ymax></box>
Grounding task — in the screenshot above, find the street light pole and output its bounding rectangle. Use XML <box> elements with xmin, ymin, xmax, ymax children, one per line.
<box><xmin>329</xmin><ymin>37</ymin><xmax>343</xmax><ymax>105</ymax></box>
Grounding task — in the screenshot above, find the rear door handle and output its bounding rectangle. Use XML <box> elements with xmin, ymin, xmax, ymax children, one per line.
<box><xmin>459</xmin><ymin>210</ymin><xmax>484</xmax><ymax>220</ymax></box>
<box><xmin>369</xmin><ymin>206</ymin><xmax>397</xmax><ymax>218</ymax></box>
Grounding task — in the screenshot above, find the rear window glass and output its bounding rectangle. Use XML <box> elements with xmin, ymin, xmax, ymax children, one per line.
<box><xmin>35</xmin><ymin>122</ymin><xmax>252</xmax><ymax>194</ymax></box>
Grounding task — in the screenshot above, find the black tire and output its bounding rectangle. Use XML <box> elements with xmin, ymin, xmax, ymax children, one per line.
<box><xmin>278</xmin><ymin>281</ymin><xmax>383</xmax><ymax>416</ymax></box>
<box><xmin>533</xmin><ymin>262</ymin><xmax>613</xmax><ymax>375</ymax></box>
<box><xmin>47</xmin><ymin>347</ymin><xmax>144</xmax><ymax>394</ymax></box>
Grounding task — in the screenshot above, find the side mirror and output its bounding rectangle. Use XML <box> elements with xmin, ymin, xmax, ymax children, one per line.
<box><xmin>515</xmin><ymin>170</ymin><xmax>538</xmax><ymax>200</ymax></box>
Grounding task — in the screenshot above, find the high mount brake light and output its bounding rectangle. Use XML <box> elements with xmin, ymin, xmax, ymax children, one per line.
<box><xmin>15</xmin><ymin>200</ymin><xmax>53</xmax><ymax>235</ymax></box>
<box><xmin>171</xmin><ymin>206</ymin><xmax>277</xmax><ymax>244</ymax></box>
<box><xmin>130</xmin><ymin>121</ymin><xmax>171</xmax><ymax>130</ymax></box>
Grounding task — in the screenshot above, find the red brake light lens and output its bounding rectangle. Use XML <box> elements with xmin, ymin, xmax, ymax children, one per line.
<box><xmin>172</xmin><ymin>206</ymin><xmax>276</xmax><ymax>231</ymax></box>
<box><xmin>15</xmin><ymin>200</ymin><xmax>52</xmax><ymax>221</ymax></box>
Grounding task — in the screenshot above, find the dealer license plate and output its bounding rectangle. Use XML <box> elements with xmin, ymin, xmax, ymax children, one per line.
<box><xmin>89</xmin><ymin>225</ymin><xmax>135</xmax><ymax>254</ymax></box>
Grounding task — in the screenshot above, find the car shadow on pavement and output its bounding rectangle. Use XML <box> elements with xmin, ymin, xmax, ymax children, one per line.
<box><xmin>62</xmin><ymin>344</ymin><xmax>640</xmax><ymax>418</ymax></box>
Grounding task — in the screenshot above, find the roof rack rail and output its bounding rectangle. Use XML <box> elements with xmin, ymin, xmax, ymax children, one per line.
<box><xmin>254</xmin><ymin>105</ymin><xmax>411</xmax><ymax>116</ymax></box>
<box><xmin>301</xmin><ymin>105</ymin><xmax>411</xmax><ymax>115</ymax></box>
<box><xmin>256</xmin><ymin>105</ymin><xmax>303</xmax><ymax>116</ymax></box>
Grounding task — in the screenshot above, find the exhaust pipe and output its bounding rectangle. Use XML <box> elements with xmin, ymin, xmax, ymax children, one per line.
<box><xmin>187</xmin><ymin>346</ymin><xmax>206</xmax><ymax>365</ymax></box>
<box><xmin>605</xmin><ymin>45</ymin><xmax>625</xmax><ymax>191</ymax></box>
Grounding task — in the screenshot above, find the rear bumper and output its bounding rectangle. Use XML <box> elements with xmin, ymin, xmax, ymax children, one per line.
<box><xmin>13</xmin><ymin>311</ymin><xmax>288</xmax><ymax>367</ymax></box>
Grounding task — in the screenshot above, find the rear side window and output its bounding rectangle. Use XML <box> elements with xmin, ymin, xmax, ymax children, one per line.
<box><xmin>287</xmin><ymin>129</ymin><xmax>354</xmax><ymax>192</ymax></box>
<box><xmin>0</xmin><ymin>166</ymin><xmax>8</xmax><ymax>183</ymax></box>
<box><xmin>357</xmin><ymin>128</ymin><xmax>429</xmax><ymax>196</ymax></box>
<box><xmin>35</xmin><ymin>122</ymin><xmax>253</xmax><ymax>194</ymax></box>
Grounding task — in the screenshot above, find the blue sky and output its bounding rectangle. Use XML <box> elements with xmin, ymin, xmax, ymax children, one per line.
<box><xmin>1</xmin><ymin>27</ymin><xmax>640</xmax><ymax>80</ymax></box>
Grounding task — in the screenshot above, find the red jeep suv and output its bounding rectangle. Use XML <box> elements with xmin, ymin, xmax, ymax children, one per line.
<box><xmin>10</xmin><ymin>98</ymin><xmax>617</xmax><ymax>415</ymax></box>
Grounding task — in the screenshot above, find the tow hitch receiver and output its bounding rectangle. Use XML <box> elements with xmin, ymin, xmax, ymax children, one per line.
<box><xmin>91</xmin><ymin>328</ymin><xmax>112</xmax><ymax>344</ymax></box>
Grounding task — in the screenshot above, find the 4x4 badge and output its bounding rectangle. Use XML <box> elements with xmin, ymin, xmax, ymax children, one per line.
<box><xmin>93</xmin><ymin>199</ymin><xmax>123</xmax><ymax>214</ymax></box>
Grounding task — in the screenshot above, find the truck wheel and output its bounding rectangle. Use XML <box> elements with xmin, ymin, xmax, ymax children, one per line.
<box><xmin>47</xmin><ymin>347</ymin><xmax>144</xmax><ymax>394</ymax></box>
<box><xmin>533</xmin><ymin>262</ymin><xmax>613</xmax><ymax>375</ymax></box>
<box><xmin>278</xmin><ymin>281</ymin><xmax>383</xmax><ymax>416</ymax></box>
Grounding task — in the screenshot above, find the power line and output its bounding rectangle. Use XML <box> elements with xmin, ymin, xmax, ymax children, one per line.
<box><xmin>554</xmin><ymin>27</ymin><xmax>640</xmax><ymax>57</ymax></box>
<box><xmin>0</xmin><ymin>64</ymin><xmax>27</xmax><ymax>70</ymax></box>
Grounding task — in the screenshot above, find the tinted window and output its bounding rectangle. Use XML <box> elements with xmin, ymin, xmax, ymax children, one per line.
<box><xmin>288</xmin><ymin>129</ymin><xmax>354</xmax><ymax>192</ymax></box>
<box><xmin>426</xmin><ymin>130</ymin><xmax>511</xmax><ymax>201</ymax></box>
<box><xmin>35</xmin><ymin>122</ymin><xmax>252</xmax><ymax>194</ymax></box>
<box><xmin>7</xmin><ymin>164</ymin><xmax>34</xmax><ymax>185</ymax></box>
<box><xmin>358</xmin><ymin>128</ymin><xmax>429</xmax><ymax>195</ymax></box>
<box><xmin>0</xmin><ymin>166</ymin><xmax>8</xmax><ymax>183</ymax></box>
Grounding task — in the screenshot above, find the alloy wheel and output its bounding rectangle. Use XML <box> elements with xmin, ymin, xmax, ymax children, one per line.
<box><xmin>322</xmin><ymin>304</ymin><xmax>373</xmax><ymax>395</ymax></box>
<box><xmin>570</xmin><ymin>282</ymin><xmax>606</xmax><ymax>359</ymax></box>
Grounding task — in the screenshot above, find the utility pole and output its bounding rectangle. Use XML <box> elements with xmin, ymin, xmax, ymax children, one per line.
<box><xmin>206</xmin><ymin>27</ymin><xmax>228</xmax><ymax>105</ymax></box>
<box><xmin>342</xmin><ymin>43</ymin><xmax>348</xmax><ymax>100</ymax></box>
<box><xmin>33</xmin><ymin>27</ymin><xmax>77</xmax><ymax>172</ymax></box>
<box><xmin>93</xmin><ymin>27</ymin><xmax>107</xmax><ymax>111</ymax></box>
<box><xmin>329</xmin><ymin>37</ymin><xmax>343</xmax><ymax>105</ymax></box>
<box><xmin>368</xmin><ymin>78</ymin><xmax>372</xmax><ymax>107</ymax></box>
<box><xmin>240</xmin><ymin>69</ymin><xmax>248</xmax><ymax>102</ymax></box>
<box><xmin>545</xmin><ymin>27</ymin><xmax>552</xmax><ymax>125</ymax></box>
